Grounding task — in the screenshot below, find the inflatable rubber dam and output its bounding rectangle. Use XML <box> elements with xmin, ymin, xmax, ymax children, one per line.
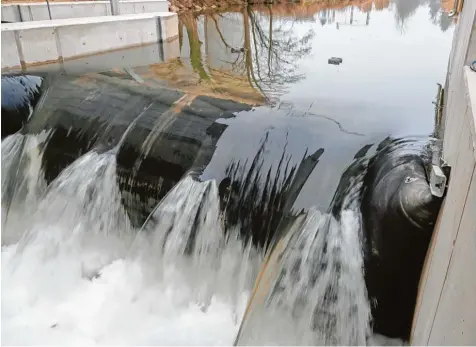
<box><xmin>1</xmin><ymin>70</ymin><xmax>445</xmax><ymax>345</ymax></box>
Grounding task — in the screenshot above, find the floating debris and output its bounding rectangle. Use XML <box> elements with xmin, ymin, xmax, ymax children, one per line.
<box><xmin>328</xmin><ymin>57</ymin><xmax>343</xmax><ymax>65</ymax></box>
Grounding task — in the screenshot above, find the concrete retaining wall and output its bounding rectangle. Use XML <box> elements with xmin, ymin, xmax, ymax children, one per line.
<box><xmin>411</xmin><ymin>0</ymin><xmax>476</xmax><ymax>345</ymax></box>
<box><xmin>4</xmin><ymin>38</ymin><xmax>180</xmax><ymax>75</ymax></box>
<box><xmin>1</xmin><ymin>12</ymin><xmax>178</xmax><ymax>70</ymax></box>
<box><xmin>1</xmin><ymin>4</ymin><xmax>22</xmax><ymax>22</ymax></box>
<box><xmin>1</xmin><ymin>0</ymin><xmax>168</xmax><ymax>22</ymax></box>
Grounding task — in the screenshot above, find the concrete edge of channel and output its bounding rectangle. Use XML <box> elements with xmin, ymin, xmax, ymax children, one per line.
<box><xmin>1</xmin><ymin>12</ymin><xmax>179</xmax><ymax>70</ymax></box>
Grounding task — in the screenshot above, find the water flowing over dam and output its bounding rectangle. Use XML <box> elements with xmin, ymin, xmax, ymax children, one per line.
<box><xmin>0</xmin><ymin>129</ymin><xmax>368</xmax><ymax>345</ymax></box>
<box><xmin>1</xmin><ymin>0</ymin><xmax>455</xmax><ymax>345</ymax></box>
<box><xmin>2</xmin><ymin>133</ymin><xmax>262</xmax><ymax>345</ymax></box>
<box><xmin>0</xmin><ymin>106</ymin><xmax>441</xmax><ymax>345</ymax></box>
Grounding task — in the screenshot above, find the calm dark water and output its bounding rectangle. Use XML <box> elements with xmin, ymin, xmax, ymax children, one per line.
<box><xmin>175</xmin><ymin>0</ymin><xmax>454</xmax><ymax>135</ymax></box>
<box><xmin>171</xmin><ymin>0</ymin><xmax>455</xmax><ymax>211</ymax></box>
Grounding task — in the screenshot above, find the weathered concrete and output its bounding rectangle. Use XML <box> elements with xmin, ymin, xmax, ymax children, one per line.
<box><xmin>1</xmin><ymin>12</ymin><xmax>178</xmax><ymax>70</ymax></box>
<box><xmin>1</xmin><ymin>4</ymin><xmax>22</xmax><ymax>22</ymax></box>
<box><xmin>1</xmin><ymin>0</ymin><xmax>168</xmax><ymax>22</ymax></box>
<box><xmin>411</xmin><ymin>0</ymin><xmax>476</xmax><ymax>344</ymax></box>
<box><xmin>440</xmin><ymin>0</ymin><xmax>476</xmax><ymax>167</ymax></box>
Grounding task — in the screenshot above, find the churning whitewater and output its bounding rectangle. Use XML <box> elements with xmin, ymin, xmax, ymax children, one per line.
<box><xmin>1</xmin><ymin>133</ymin><xmax>381</xmax><ymax>345</ymax></box>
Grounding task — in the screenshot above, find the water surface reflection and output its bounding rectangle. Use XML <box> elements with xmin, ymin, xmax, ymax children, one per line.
<box><xmin>2</xmin><ymin>0</ymin><xmax>455</xmax><ymax>223</ymax></box>
<box><xmin>165</xmin><ymin>0</ymin><xmax>455</xmax><ymax>135</ymax></box>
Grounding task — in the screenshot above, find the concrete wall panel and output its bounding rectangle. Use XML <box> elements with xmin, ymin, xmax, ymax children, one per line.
<box><xmin>412</xmin><ymin>99</ymin><xmax>475</xmax><ymax>345</ymax></box>
<box><xmin>442</xmin><ymin>0</ymin><xmax>476</xmax><ymax>167</ymax></box>
<box><xmin>18</xmin><ymin>27</ymin><xmax>58</xmax><ymax>65</ymax></box>
<box><xmin>411</xmin><ymin>0</ymin><xmax>476</xmax><ymax>341</ymax></box>
<box><xmin>161</xmin><ymin>13</ymin><xmax>178</xmax><ymax>41</ymax></box>
<box><xmin>57</xmin><ymin>18</ymin><xmax>158</xmax><ymax>59</ymax></box>
<box><xmin>62</xmin><ymin>43</ymin><xmax>165</xmax><ymax>74</ymax></box>
<box><xmin>429</xmin><ymin>143</ymin><xmax>476</xmax><ymax>345</ymax></box>
<box><xmin>1</xmin><ymin>1</ymin><xmax>169</xmax><ymax>22</ymax></box>
<box><xmin>1</xmin><ymin>31</ymin><xmax>20</xmax><ymax>69</ymax></box>
<box><xmin>1</xmin><ymin>12</ymin><xmax>177</xmax><ymax>69</ymax></box>
<box><xmin>9</xmin><ymin>38</ymin><xmax>178</xmax><ymax>75</ymax></box>
<box><xmin>18</xmin><ymin>5</ymin><xmax>33</xmax><ymax>21</ymax></box>
<box><xmin>1</xmin><ymin>5</ymin><xmax>21</xmax><ymax>22</ymax></box>
<box><xmin>52</xmin><ymin>3</ymin><xmax>109</xmax><ymax>20</ymax></box>
<box><xmin>27</xmin><ymin>5</ymin><xmax>52</xmax><ymax>21</ymax></box>
<box><xmin>119</xmin><ymin>2</ymin><xmax>136</xmax><ymax>15</ymax></box>
<box><xmin>135</xmin><ymin>1</ymin><xmax>168</xmax><ymax>13</ymax></box>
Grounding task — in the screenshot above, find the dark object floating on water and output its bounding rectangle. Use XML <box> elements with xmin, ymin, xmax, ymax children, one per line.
<box><xmin>360</xmin><ymin>137</ymin><xmax>443</xmax><ymax>341</ymax></box>
<box><xmin>328</xmin><ymin>57</ymin><xmax>343</xmax><ymax>65</ymax></box>
<box><xmin>231</xmin><ymin>47</ymin><xmax>245</xmax><ymax>53</ymax></box>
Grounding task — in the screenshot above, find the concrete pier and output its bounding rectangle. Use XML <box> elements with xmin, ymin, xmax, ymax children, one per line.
<box><xmin>1</xmin><ymin>12</ymin><xmax>178</xmax><ymax>70</ymax></box>
<box><xmin>411</xmin><ymin>0</ymin><xmax>476</xmax><ymax>344</ymax></box>
<box><xmin>1</xmin><ymin>0</ymin><xmax>168</xmax><ymax>22</ymax></box>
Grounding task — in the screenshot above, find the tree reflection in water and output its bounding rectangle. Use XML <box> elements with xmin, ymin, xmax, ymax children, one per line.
<box><xmin>172</xmin><ymin>6</ymin><xmax>315</xmax><ymax>104</ymax></box>
<box><xmin>165</xmin><ymin>0</ymin><xmax>454</xmax><ymax>105</ymax></box>
<box><xmin>244</xmin><ymin>7</ymin><xmax>314</xmax><ymax>102</ymax></box>
<box><xmin>393</xmin><ymin>0</ymin><xmax>454</xmax><ymax>32</ymax></box>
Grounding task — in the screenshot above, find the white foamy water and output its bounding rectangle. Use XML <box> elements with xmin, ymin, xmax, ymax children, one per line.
<box><xmin>1</xmin><ymin>138</ymin><xmax>261</xmax><ymax>346</ymax></box>
<box><xmin>1</xmin><ymin>134</ymin><xmax>404</xmax><ymax>346</ymax></box>
<box><xmin>234</xmin><ymin>209</ymin><xmax>371</xmax><ymax>345</ymax></box>
<box><xmin>2</xmin><ymin>133</ymin><xmax>48</xmax><ymax>244</ymax></box>
<box><xmin>232</xmin><ymin>159</ymin><xmax>372</xmax><ymax>346</ymax></box>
